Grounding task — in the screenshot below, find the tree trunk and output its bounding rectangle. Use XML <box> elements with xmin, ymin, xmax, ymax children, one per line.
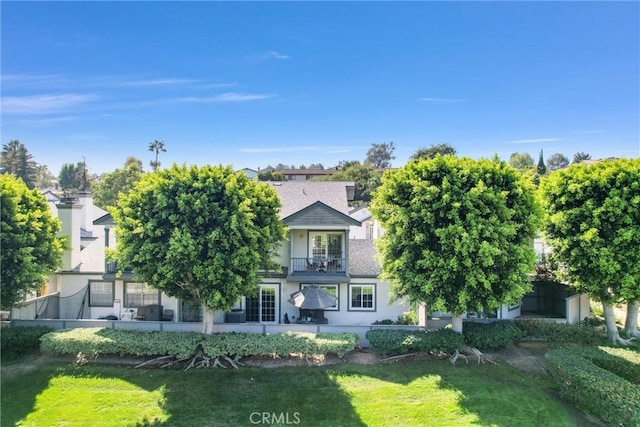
<box><xmin>202</xmin><ymin>304</ymin><xmax>215</xmax><ymax>334</ymax></box>
<box><xmin>451</xmin><ymin>314</ymin><xmax>463</xmax><ymax>333</ymax></box>
<box><xmin>624</xmin><ymin>300</ymin><xmax>640</xmax><ymax>337</ymax></box>
<box><xmin>603</xmin><ymin>302</ymin><xmax>632</xmax><ymax>345</ymax></box>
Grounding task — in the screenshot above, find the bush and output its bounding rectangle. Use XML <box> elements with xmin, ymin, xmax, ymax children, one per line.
<box><xmin>516</xmin><ymin>319</ymin><xmax>605</xmax><ymax>345</ymax></box>
<box><xmin>463</xmin><ymin>321</ymin><xmax>524</xmax><ymax>350</ymax></box>
<box><xmin>366</xmin><ymin>328</ymin><xmax>464</xmax><ymax>356</ymax></box>
<box><xmin>40</xmin><ymin>328</ymin><xmax>359</xmax><ymax>361</ymax></box>
<box><xmin>200</xmin><ymin>332</ymin><xmax>359</xmax><ymax>359</ymax></box>
<box><xmin>40</xmin><ymin>328</ymin><xmax>202</xmax><ymax>358</ymax></box>
<box><xmin>1</xmin><ymin>326</ymin><xmax>54</xmax><ymax>363</ymax></box>
<box><xmin>546</xmin><ymin>346</ymin><xmax>640</xmax><ymax>426</ymax></box>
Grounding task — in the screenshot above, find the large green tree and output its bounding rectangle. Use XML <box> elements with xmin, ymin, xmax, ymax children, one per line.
<box><xmin>365</xmin><ymin>141</ymin><xmax>395</xmax><ymax>169</ymax></box>
<box><xmin>371</xmin><ymin>156</ymin><xmax>540</xmax><ymax>333</ymax></box>
<box><xmin>58</xmin><ymin>162</ymin><xmax>89</xmax><ymax>195</ymax></box>
<box><xmin>508</xmin><ymin>152</ymin><xmax>535</xmax><ymax>172</ymax></box>
<box><xmin>546</xmin><ymin>153</ymin><xmax>570</xmax><ymax>172</ymax></box>
<box><xmin>93</xmin><ymin>157</ymin><xmax>146</xmax><ymax>210</ymax></box>
<box><xmin>1</xmin><ymin>140</ymin><xmax>38</xmax><ymax>189</ymax></box>
<box><xmin>410</xmin><ymin>143</ymin><xmax>457</xmax><ymax>161</ymax></box>
<box><xmin>1</xmin><ymin>174</ymin><xmax>64</xmax><ymax>309</ymax></box>
<box><xmin>113</xmin><ymin>164</ymin><xmax>286</xmax><ymax>333</ymax></box>
<box><xmin>539</xmin><ymin>158</ymin><xmax>640</xmax><ymax>343</ymax></box>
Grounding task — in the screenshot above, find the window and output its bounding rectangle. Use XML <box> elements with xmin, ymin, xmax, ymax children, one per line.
<box><xmin>349</xmin><ymin>284</ymin><xmax>375</xmax><ymax>311</ymax></box>
<box><xmin>124</xmin><ymin>282</ymin><xmax>160</xmax><ymax>307</ymax></box>
<box><xmin>89</xmin><ymin>280</ymin><xmax>114</xmax><ymax>307</ymax></box>
<box><xmin>310</xmin><ymin>233</ymin><xmax>343</xmax><ymax>260</ymax></box>
<box><xmin>301</xmin><ymin>284</ymin><xmax>339</xmax><ymax>310</ymax></box>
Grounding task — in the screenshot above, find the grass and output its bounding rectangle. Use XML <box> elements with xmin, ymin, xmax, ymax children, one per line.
<box><xmin>1</xmin><ymin>355</ymin><xmax>588</xmax><ymax>427</ymax></box>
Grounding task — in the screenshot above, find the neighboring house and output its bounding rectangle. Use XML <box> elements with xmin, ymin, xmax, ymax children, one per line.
<box><xmin>13</xmin><ymin>182</ymin><xmax>411</xmax><ymax>326</ymax></box>
<box><xmin>279</xmin><ymin>168</ymin><xmax>339</xmax><ymax>181</ymax></box>
<box><xmin>240</xmin><ymin>168</ymin><xmax>259</xmax><ymax>179</ymax></box>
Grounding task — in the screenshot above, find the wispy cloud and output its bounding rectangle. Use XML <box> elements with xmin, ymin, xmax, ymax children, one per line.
<box><xmin>1</xmin><ymin>93</ymin><xmax>99</xmax><ymax>114</ymax></box>
<box><xmin>505</xmin><ymin>138</ymin><xmax>561</xmax><ymax>144</ymax></box>
<box><xmin>266</xmin><ymin>51</ymin><xmax>290</xmax><ymax>60</ymax></box>
<box><xmin>419</xmin><ymin>97</ymin><xmax>467</xmax><ymax>104</ymax></box>
<box><xmin>176</xmin><ymin>92</ymin><xmax>276</xmax><ymax>103</ymax></box>
<box><xmin>112</xmin><ymin>78</ymin><xmax>202</xmax><ymax>87</ymax></box>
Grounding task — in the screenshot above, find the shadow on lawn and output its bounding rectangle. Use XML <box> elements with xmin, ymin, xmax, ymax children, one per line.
<box><xmin>331</xmin><ymin>359</ymin><xmax>578</xmax><ymax>427</ymax></box>
<box><xmin>1</xmin><ymin>359</ymin><xmax>366</xmax><ymax>427</ymax></box>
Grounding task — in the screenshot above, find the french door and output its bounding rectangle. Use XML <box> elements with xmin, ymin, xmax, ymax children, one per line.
<box><xmin>245</xmin><ymin>284</ymin><xmax>279</xmax><ymax>323</ymax></box>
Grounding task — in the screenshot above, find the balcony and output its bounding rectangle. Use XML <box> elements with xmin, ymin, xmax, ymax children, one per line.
<box><xmin>287</xmin><ymin>257</ymin><xmax>348</xmax><ymax>283</ymax></box>
<box><xmin>104</xmin><ymin>261</ymin><xmax>134</xmax><ymax>277</ymax></box>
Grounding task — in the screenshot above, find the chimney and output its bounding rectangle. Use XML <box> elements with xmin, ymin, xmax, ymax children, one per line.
<box><xmin>76</xmin><ymin>190</ymin><xmax>94</xmax><ymax>232</ymax></box>
<box><xmin>56</xmin><ymin>198</ymin><xmax>82</xmax><ymax>271</ymax></box>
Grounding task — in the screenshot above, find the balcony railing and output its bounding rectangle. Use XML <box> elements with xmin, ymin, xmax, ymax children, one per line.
<box><xmin>290</xmin><ymin>257</ymin><xmax>346</xmax><ymax>275</ymax></box>
<box><xmin>105</xmin><ymin>261</ymin><xmax>133</xmax><ymax>275</ymax></box>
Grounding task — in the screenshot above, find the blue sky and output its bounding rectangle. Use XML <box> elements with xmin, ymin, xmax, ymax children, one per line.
<box><xmin>1</xmin><ymin>2</ymin><xmax>638</xmax><ymax>175</ymax></box>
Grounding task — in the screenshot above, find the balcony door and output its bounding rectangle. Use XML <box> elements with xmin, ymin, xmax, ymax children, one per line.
<box><xmin>245</xmin><ymin>284</ymin><xmax>279</xmax><ymax>323</ymax></box>
<box><xmin>310</xmin><ymin>233</ymin><xmax>343</xmax><ymax>261</ymax></box>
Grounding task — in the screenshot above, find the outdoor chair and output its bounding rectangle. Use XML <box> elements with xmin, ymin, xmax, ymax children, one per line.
<box><xmin>162</xmin><ymin>309</ymin><xmax>174</xmax><ymax>322</ymax></box>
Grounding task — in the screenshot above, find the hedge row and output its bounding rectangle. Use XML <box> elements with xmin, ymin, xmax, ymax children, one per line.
<box><xmin>365</xmin><ymin>329</ymin><xmax>464</xmax><ymax>355</ymax></box>
<box><xmin>39</xmin><ymin>328</ymin><xmax>359</xmax><ymax>359</ymax></box>
<box><xmin>515</xmin><ymin>319</ymin><xmax>605</xmax><ymax>345</ymax></box>
<box><xmin>1</xmin><ymin>326</ymin><xmax>54</xmax><ymax>363</ymax></box>
<box><xmin>546</xmin><ymin>346</ymin><xmax>640</xmax><ymax>426</ymax></box>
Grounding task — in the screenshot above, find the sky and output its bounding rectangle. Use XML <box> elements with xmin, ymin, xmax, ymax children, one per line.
<box><xmin>1</xmin><ymin>1</ymin><xmax>639</xmax><ymax>176</ymax></box>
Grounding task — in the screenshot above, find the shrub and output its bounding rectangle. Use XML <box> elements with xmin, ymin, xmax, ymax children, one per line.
<box><xmin>40</xmin><ymin>328</ymin><xmax>202</xmax><ymax>358</ymax></box>
<box><xmin>1</xmin><ymin>326</ymin><xmax>54</xmax><ymax>363</ymax></box>
<box><xmin>40</xmin><ymin>328</ymin><xmax>359</xmax><ymax>361</ymax></box>
<box><xmin>463</xmin><ymin>321</ymin><xmax>524</xmax><ymax>350</ymax></box>
<box><xmin>200</xmin><ymin>332</ymin><xmax>359</xmax><ymax>359</ymax></box>
<box><xmin>516</xmin><ymin>319</ymin><xmax>605</xmax><ymax>345</ymax></box>
<box><xmin>366</xmin><ymin>328</ymin><xmax>464</xmax><ymax>356</ymax></box>
<box><xmin>546</xmin><ymin>346</ymin><xmax>640</xmax><ymax>426</ymax></box>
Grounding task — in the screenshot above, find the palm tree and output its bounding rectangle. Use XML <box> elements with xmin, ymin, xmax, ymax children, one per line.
<box><xmin>1</xmin><ymin>140</ymin><xmax>38</xmax><ymax>188</ymax></box>
<box><xmin>148</xmin><ymin>140</ymin><xmax>166</xmax><ymax>171</ymax></box>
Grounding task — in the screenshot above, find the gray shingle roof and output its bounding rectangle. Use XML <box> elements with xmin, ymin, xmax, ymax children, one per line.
<box><xmin>268</xmin><ymin>181</ymin><xmax>354</xmax><ymax>218</ymax></box>
<box><xmin>348</xmin><ymin>239</ymin><xmax>381</xmax><ymax>276</ymax></box>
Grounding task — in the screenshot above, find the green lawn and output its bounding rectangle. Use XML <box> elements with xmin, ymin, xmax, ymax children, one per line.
<box><xmin>1</xmin><ymin>358</ymin><xmax>588</xmax><ymax>427</ymax></box>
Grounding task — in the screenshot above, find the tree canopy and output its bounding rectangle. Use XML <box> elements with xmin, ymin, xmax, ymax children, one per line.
<box><xmin>1</xmin><ymin>140</ymin><xmax>39</xmax><ymax>189</ymax></box>
<box><xmin>113</xmin><ymin>164</ymin><xmax>286</xmax><ymax>331</ymax></box>
<box><xmin>410</xmin><ymin>143</ymin><xmax>457</xmax><ymax>161</ymax></box>
<box><xmin>546</xmin><ymin>153</ymin><xmax>570</xmax><ymax>172</ymax></box>
<box><xmin>365</xmin><ymin>142</ymin><xmax>395</xmax><ymax>169</ymax></box>
<box><xmin>1</xmin><ymin>174</ymin><xmax>64</xmax><ymax>309</ymax></box>
<box><xmin>539</xmin><ymin>158</ymin><xmax>640</xmax><ymax>343</ymax></box>
<box><xmin>508</xmin><ymin>152</ymin><xmax>535</xmax><ymax>172</ymax></box>
<box><xmin>59</xmin><ymin>161</ymin><xmax>90</xmax><ymax>194</ymax></box>
<box><xmin>572</xmin><ymin>152</ymin><xmax>591</xmax><ymax>164</ymax></box>
<box><xmin>371</xmin><ymin>156</ymin><xmax>540</xmax><ymax>332</ymax></box>
<box><xmin>92</xmin><ymin>157</ymin><xmax>146</xmax><ymax>210</ymax></box>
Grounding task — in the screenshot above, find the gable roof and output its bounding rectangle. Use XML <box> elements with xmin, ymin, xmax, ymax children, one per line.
<box><xmin>268</xmin><ymin>181</ymin><xmax>355</xmax><ymax>218</ymax></box>
<box><xmin>282</xmin><ymin>201</ymin><xmax>361</xmax><ymax>226</ymax></box>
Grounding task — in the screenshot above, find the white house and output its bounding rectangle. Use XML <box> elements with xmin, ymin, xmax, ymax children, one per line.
<box><xmin>13</xmin><ymin>182</ymin><xmax>411</xmax><ymax>327</ymax></box>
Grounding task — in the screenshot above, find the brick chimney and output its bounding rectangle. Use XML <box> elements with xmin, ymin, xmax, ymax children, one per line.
<box><xmin>56</xmin><ymin>197</ymin><xmax>82</xmax><ymax>271</ymax></box>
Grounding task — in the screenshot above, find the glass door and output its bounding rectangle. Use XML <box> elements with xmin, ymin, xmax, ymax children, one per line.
<box><xmin>245</xmin><ymin>284</ymin><xmax>278</xmax><ymax>323</ymax></box>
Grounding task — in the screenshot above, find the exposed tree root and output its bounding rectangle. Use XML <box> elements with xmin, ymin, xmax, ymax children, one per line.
<box><xmin>450</xmin><ymin>347</ymin><xmax>496</xmax><ymax>365</ymax></box>
<box><xmin>134</xmin><ymin>355</ymin><xmax>174</xmax><ymax>369</ymax></box>
<box><xmin>614</xmin><ymin>335</ymin><xmax>636</xmax><ymax>346</ymax></box>
<box><xmin>379</xmin><ymin>353</ymin><xmax>417</xmax><ymax>364</ymax></box>
<box><xmin>134</xmin><ymin>351</ymin><xmax>245</xmax><ymax>370</ymax></box>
